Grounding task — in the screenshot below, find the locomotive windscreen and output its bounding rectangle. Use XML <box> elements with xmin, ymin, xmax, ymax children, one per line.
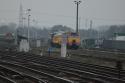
<box><xmin>70</xmin><ymin>33</ymin><xmax>79</xmax><ymax>36</ymax></box>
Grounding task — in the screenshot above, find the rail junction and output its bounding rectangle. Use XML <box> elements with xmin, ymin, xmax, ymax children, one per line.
<box><xmin>0</xmin><ymin>50</ymin><xmax>125</xmax><ymax>83</ymax></box>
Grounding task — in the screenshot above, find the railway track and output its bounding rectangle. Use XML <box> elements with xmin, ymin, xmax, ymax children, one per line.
<box><xmin>68</xmin><ymin>49</ymin><xmax>125</xmax><ymax>60</ymax></box>
<box><xmin>0</xmin><ymin>50</ymin><xmax>125</xmax><ymax>83</ymax></box>
<box><xmin>0</xmin><ymin>52</ymin><xmax>104</xmax><ymax>83</ymax></box>
<box><xmin>0</xmin><ymin>63</ymin><xmax>44</xmax><ymax>83</ymax></box>
<box><xmin>0</xmin><ymin>60</ymin><xmax>72</xmax><ymax>83</ymax></box>
<box><xmin>85</xmin><ymin>48</ymin><xmax>125</xmax><ymax>53</ymax></box>
<box><xmin>0</xmin><ymin>74</ymin><xmax>16</xmax><ymax>83</ymax></box>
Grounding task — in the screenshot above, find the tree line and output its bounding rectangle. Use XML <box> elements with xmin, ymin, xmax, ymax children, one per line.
<box><xmin>0</xmin><ymin>23</ymin><xmax>125</xmax><ymax>40</ymax></box>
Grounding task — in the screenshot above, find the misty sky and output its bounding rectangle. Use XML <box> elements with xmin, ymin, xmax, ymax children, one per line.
<box><xmin>0</xmin><ymin>0</ymin><xmax>125</xmax><ymax>29</ymax></box>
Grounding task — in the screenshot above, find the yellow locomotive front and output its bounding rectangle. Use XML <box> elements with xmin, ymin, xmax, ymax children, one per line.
<box><xmin>67</xmin><ymin>32</ymin><xmax>80</xmax><ymax>49</ymax></box>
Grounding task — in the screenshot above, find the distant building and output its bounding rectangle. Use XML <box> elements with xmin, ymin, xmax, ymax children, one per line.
<box><xmin>115</xmin><ymin>33</ymin><xmax>125</xmax><ymax>41</ymax></box>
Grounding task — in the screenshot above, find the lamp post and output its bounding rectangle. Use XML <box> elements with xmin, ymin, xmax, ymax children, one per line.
<box><xmin>74</xmin><ymin>0</ymin><xmax>81</xmax><ymax>33</ymax></box>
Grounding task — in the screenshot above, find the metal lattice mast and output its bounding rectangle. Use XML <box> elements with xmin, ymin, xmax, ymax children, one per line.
<box><xmin>15</xmin><ymin>0</ymin><xmax>23</xmax><ymax>45</ymax></box>
<box><xmin>19</xmin><ymin>1</ymin><xmax>23</xmax><ymax>28</ymax></box>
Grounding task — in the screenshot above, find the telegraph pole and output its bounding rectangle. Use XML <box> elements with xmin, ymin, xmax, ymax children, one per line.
<box><xmin>90</xmin><ymin>20</ymin><xmax>93</xmax><ymax>38</ymax></box>
<box><xmin>90</xmin><ymin>20</ymin><xmax>93</xmax><ymax>30</ymax></box>
<box><xmin>27</xmin><ymin>9</ymin><xmax>31</xmax><ymax>42</ymax></box>
<box><xmin>74</xmin><ymin>0</ymin><xmax>81</xmax><ymax>33</ymax></box>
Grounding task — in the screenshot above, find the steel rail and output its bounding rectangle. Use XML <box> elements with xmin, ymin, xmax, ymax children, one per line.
<box><xmin>0</xmin><ymin>60</ymin><xmax>73</xmax><ymax>83</ymax></box>
<box><xmin>1</xmin><ymin>51</ymin><xmax>125</xmax><ymax>82</ymax></box>
<box><xmin>0</xmin><ymin>62</ymin><xmax>46</xmax><ymax>83</ymax></box>
<box><xmin>6</xmin><ymin>53</ymin><xmax>125</xmax><ymax>83</ymax></box>
<box><xmin>0</xmin><ymin>74</ymin><xmax>16</xmax><ymax>83</ymax></box>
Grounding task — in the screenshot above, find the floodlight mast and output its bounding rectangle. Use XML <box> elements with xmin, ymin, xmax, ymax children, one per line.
<box><xmin>74</xmin><ymin>1</ymin><xmax>81</xmax><ymax>34</ymax></box>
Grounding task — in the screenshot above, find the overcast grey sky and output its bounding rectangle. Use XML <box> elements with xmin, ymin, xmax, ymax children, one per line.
<box><xmin>0</xmin><ymin>0</ymin><xmax>125</xmax><ymax>29</ymax></box>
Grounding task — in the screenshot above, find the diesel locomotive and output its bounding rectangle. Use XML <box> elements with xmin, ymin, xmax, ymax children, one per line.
<box><xmin>51</xmin><ymin>32</ymin><xmax>80</xmax><ymax>49</ymax></box>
